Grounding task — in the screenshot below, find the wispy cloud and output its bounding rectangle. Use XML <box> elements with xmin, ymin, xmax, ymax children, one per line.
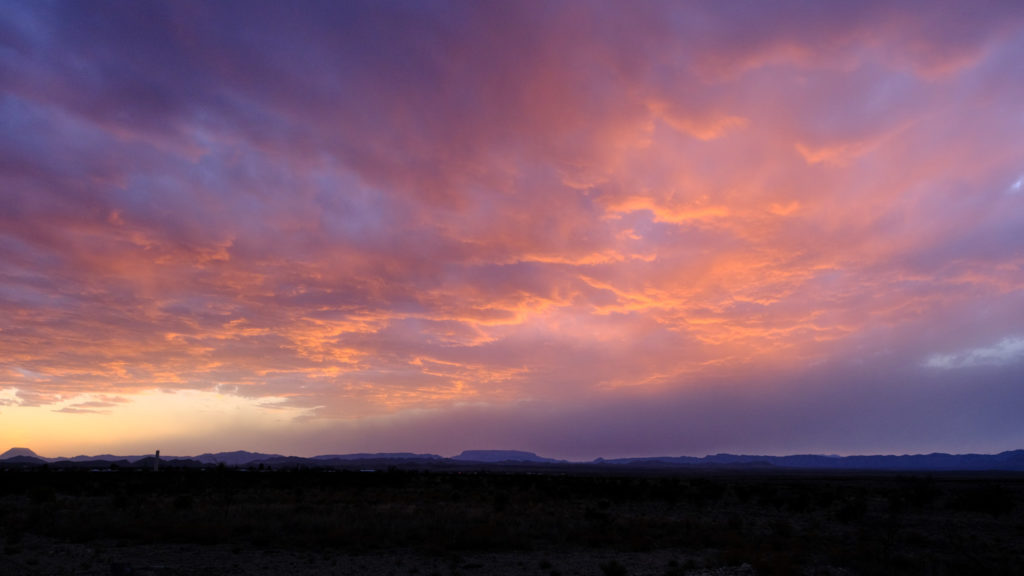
<box><xmin>924</xmin><ymin>337</ymin><xmax>1024</xmax><ymax>369</ymax></box>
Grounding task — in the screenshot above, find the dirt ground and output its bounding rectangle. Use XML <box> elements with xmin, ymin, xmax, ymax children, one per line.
<box><xmin>0</xmin><ymin>534</ymin><xmax>758</xmax><ymax>576</ymax></box>
<box><xmin>2</xmin><ymin>469</ymin><xmax>1019</xmax><ymax>575</ymax></box>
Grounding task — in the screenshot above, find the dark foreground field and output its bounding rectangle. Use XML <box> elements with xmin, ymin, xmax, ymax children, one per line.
<box><xmin>1</xmin><ymin>467</ymin><xmax>1022</xmax><ymax>575</ymax></box>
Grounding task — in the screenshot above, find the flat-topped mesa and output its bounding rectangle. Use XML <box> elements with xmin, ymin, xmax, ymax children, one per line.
<box><xmin>452</xmin><ymin>450</ymin><xmax>562</xmax><ymax>463</ymax></box>
<box><xmin>0</xmin><ymin>447</ymin><xmax>42</xmax><ymax>460</ymax></box>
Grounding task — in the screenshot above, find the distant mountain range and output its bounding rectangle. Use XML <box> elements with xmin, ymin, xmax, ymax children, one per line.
<box><xmin>595</xmin><ymin>450</ymin><xmax>1024</xmax><ymax>471</ymax></box>
<box><xmin>3</xmin><ymin>446</ymin><xmax>1024</xmax><ymax>471</ymax></box>
<box><xmin>193</xmin><ymin>450</ymin><xmax>284</xmax><ymax>466</ymax></box>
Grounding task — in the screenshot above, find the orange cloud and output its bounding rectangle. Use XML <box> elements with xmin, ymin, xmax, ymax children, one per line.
<box><xmin>3</xmin><ymin>1</ymin><xmax>1024</xmax><ymax>458</ymax></box>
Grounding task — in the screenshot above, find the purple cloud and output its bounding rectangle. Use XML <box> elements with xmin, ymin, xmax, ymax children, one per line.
<box><xmin>2</xmin><ymin>1</ymin><xmax>1024</xmax><ymax>457</ymax></box>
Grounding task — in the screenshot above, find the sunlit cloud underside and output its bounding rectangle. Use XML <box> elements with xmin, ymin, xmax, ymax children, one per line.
<box><xmin>2</xmin><ymin>1</ymin><xmax>1024</xmax><ymax>459</ymax></box>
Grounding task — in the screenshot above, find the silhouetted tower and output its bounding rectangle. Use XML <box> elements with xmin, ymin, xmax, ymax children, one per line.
<box><xmin>154</xmin><ymin>449</ymin><xmax>160</xmax><ymax>472</ymax></box>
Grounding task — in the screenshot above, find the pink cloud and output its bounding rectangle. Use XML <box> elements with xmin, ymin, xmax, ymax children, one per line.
<box><xmin>2</xmin><ymin>1</ymin><xmax>1024</xmax><ymax>456</ymax></box>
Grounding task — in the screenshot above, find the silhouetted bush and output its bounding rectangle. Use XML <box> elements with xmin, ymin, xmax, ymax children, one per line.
<box><xmin>599</xmin><ymin>559</ymin><xmax>628</xmax><ymax>576</ymax></box>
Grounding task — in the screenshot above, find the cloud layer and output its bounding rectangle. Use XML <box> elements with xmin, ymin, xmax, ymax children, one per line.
<box><xmin>3</xmin><ymin>1</ymin><xmax>1024</xmax><ymax>458</ymax></box>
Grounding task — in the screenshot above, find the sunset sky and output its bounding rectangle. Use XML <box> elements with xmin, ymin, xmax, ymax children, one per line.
<box><xmin>3</xmin><ymin>1</ymin><xmax>1024</xmax><ymax>460</ymax></box>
